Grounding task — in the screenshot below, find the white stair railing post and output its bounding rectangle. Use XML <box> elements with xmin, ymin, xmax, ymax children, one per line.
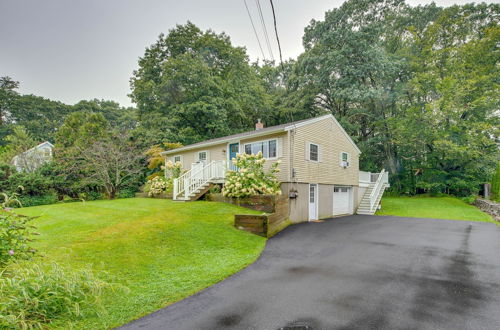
<box><xmin>369</xmin><ymin>169</ymin><xmax>386</xmax><ymax>213</ymax></box>
<box><xmin>173</xmin><ymin>161</ymin><xmax>227</xmax><ymax>200</ymax></box>
<box><xmin>173</xmin><ymin>178</ymin><xmax>178</xmax><ymax>199</ymax></box>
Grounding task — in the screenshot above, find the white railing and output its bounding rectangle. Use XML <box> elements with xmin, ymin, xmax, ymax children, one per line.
<box><xmin>359</xmin><ymin>171</ymin><xmax>371</xmax><ymax>184</ymax></box>
<box><xmin>369</xmin><ymin>169</ymin><xmax>386</xmax><ymax>212</ymax></box>
<box><xmin>173</xmin><ymin>160</ymin><xmax>226</xmax><ymax>200</ymax></box>
<box><xmin>360</xmin><ymin>170</ymin><xmax>389</xmax><ymax>185</ymax></box>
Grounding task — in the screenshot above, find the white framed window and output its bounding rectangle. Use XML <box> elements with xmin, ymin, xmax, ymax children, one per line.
<box><xmin>173</xmin><ymin>155</ymin><xmax>182</xmax><ymax>164</ymax></box>
<box><xmin>340</xmin><ymin>152</ymin><xmax>350</xmax><ymax>168</ymax></box>
<box><xmin>243</xmin><ymin>139</ymin><xmax>278</xmax><ymax>159</ymax></box>
<box><xmin>306</xmin><ymin>142</ymin><xmax>320</xmax><ymax>162</ymax></box>
<box><xmin>197</xmin><ymin>150</ymin><xmax>208</xmax><ymax>163</ymax></box>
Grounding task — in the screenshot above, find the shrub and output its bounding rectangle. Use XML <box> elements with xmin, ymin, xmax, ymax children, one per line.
<box><xmin>222</xmin><ymin>152</ymin><xmax>281</xmax><ymax>198</ymax></box>
<box><xmin>117</xmin><ymin>188</ymin><xmax>137</xmax><ymax>199</ymax></box>
<box><xmin>144</xmin><ymin>176</ymin><xmax>171</xmax><ymax>197</ymax></box>
<box><xmin>6</xmin><ymin>171</ymin><xmax>53</xmax><ymax>196</ymax></box>
<box><xmin>0</xmin><ymin>210</ymin><xmax>37</xmax><ymax>266</ymax></box>
<box><xmin>0</xmin><ymin>260</ymin><xmax>110</xmax><ymax>329</ymax></box>
<box><xmin>164</xmin><ymin>160</ymin><xmax>183</xmax><ymax>179</ymax></box>
<box><xmin>492</xmin><ymin>162</ymin><xmax>500</xmax><ymax>202</ymax></box>
<box><xmin>78</xmin><ymin>191</ymin><xmax>104</xmax><ymax>201</ymax></box>
<box><xmin>18</xmin><ymin>193</ymin><xmax>58</xmax><ymax>207</ymax></box>
<box><xmin>460</xmin><ymin>195</ymin><xmax>477</xmax><ymax>205</ymax></box>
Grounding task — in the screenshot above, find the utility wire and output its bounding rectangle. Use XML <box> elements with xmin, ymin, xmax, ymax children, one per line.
<box><xmin>243</xmin><ymin>0</ymin><xmax>266</xmax><ymax>60</ymax></box>
<box><xmin>269</xmin><ymin>0</ymin><xmax>284</xmax><ymax>70</ymax></box>
<box><xmin>255</xmin><ymin>0</ymin><xmax>274</xmax><ymax>61</ymax></box>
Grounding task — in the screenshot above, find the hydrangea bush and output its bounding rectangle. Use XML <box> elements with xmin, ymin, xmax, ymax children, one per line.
<box><xmin>144</xmin><ymin>161</ymin><xmax>183</xmax><ymax>197</ymax></box>
<box><xmin>164</xmin><ymin>160</ymin><xmax>183</xmax><ymax>178</ymax></box>
<box><xmin>222</xmin><ymin>152</ymin><xmax>281</xmax><ymax>198</ymax></box>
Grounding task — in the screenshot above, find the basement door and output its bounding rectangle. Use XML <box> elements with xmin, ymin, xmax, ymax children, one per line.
<box><xmin>308</xmin><ymin>184</ymin><xmax>318</xmax><ymax>221</ymax></box>
<box><xmin>333</xmin><ymin>186</ymin><xmax>351</xmax><ymax>216</ymax></box>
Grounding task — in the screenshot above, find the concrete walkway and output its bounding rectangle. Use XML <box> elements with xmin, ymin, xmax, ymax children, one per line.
<box><xmin>121</xmin><ymin>215</ymin><xmax>500</xmax><ymax>330</ymax></box>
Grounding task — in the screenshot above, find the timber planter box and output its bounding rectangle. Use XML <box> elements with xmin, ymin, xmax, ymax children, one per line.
<box><xmin>207</xmin><ymin>194</ymin><xmax>290</xmax><ymax>237</ymax></box>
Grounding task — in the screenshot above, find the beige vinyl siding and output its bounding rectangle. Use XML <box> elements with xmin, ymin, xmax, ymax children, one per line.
<box><xmin>166</xmin><ymin>132</ymin><xmax>289</xmax><ymax>182</ymax></box>
<box><xmin>240</xmin><ymin>132</ymin><xmax>289</xmax><ymax>182</ymax></box>
<box><xmin>167</xmin><ymin>143</ymin><xmax>226</xmax><ymax>171</ymax></box>
<box><xmin>290</xmin><ymin>117</ymin><xmax>359</xmax><ymax>185</ymax></box>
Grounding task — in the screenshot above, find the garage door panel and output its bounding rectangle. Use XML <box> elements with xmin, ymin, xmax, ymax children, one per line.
<box><xmin>333</xmin><ymin>187</ymin><xmax>351</xmax><ymax>216</ymax></box>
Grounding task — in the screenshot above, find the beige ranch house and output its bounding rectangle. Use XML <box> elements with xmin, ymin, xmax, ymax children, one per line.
<box><xmin>162</xmin><ymin>114</ymin><xmax>388</xmax><ymax>223</ymax></box>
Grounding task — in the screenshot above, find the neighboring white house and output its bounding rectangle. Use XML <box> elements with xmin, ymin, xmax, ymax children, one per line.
<box><xmin>12</xmin><ymin>141</ymin><xmax>54</xmax><ymax>172</ymax></box>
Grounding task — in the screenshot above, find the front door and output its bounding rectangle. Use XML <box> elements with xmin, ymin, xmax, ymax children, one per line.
<box><xmin>309</xmin><ymin>184</ymin><xmax>318</xmax><ymax>221</ymax></box>
<box><xmin>228</xmin><ymin>143</ymin><xmax>239</xmax><ymax>171</ymax></box>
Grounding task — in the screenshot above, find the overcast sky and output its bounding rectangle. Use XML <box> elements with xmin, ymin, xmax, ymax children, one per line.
<box><xmin>0</xmin><ymin>0</ymin><xmax>495</xmax><ymax>107</ymax></box>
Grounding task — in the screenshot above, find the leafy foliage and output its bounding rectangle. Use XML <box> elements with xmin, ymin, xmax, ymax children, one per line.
<box><xmin>222</xmin><ymin>152</ymin><xmax>281</xmax><ymax>198</ymax></box>
<box><xmin>491</xmin><ymin>163</ymin><xmax>500</xmax><ymax>202</ymax></box>
<box><xmin>294</xmin><ymin>0</ymin><xmax>499</xmax><ymax>196</ymax></box>
<box><xmin>130</xmin><ymin>22</ymin><xmax>270</xmax><ymax>145</ymax></box>
<box><xmin>0</xmin><ymin>210</ymin><xmax>37</xmax><ymax>265</ymax></box>
<box><xmin>0</xmin><ymin>261</ymin><xmax>110</xmax><ymax>329</ymax></box>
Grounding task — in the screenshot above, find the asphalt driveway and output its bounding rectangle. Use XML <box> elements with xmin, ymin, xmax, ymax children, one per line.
<box><xmin>121</xmin><ymin>215</ymin><xmax>500</xmax><ymax>330</ymax></box>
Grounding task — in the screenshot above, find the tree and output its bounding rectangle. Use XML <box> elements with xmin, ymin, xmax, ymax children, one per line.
<box><xmin>73</xmin><ymin>99</ymin><xmax>138</xmax><ymax>131</ymax></box>
<box><xmin>7</xmin><ymin>94</ymin><xmax>72</xmax><ymax>142</ymax></box>
<box><xmin>1</xmin><ymin>126</ymin><xmax>36</xmax><ymax>164</ymax></box>
<box><xmin>130</xmin><ymin>22</ymin><xmax>269</xmax><ymax>144</ymax></box>
<box><xmin>490</xmin><ymin>163</ymin><xmax>500</xmax><ymax>202</ymax></box>
<box><xmin>55</xmin><ymin>111</ymin><xmax>109</xmax><ymax>149</ymax></box>
<box><xmin>296</xmin><ymin>0</ymin><xmax>499</xmax><ymax>195</ymax></box>
<box><xmin>63</xmin><ymin>134</ymin><xmax>144</xmax><ymax>199</ymax></box>
<box><xmin>0</xmin><ymin>77</ymin><xmax>19</xmax><ymax>127</ymax></box>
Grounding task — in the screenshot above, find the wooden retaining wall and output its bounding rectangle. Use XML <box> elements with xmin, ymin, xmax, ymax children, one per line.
<box><xmin>212</xmin><ymin>194</ymin><xmax>290</xmax><ymax>237</ymax></box>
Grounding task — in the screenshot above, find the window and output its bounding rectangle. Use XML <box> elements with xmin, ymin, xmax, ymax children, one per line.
<box><xmin>243</xmin><ymin>139</ymin><xmax>278</xmax><ymax>159</ymax></box>
<box><xmin>340</xmin><ymin>152</ymin><xmax>350</xmax><ymax>167</ymax></box>
<box><xmin>309</xmin><ymin>185</ymin><xmax>315</xmax><ymax>202</ymax></box>
<box><xmin>173</xmin><ymin>155</ymin><xmax>182</xmax><ymax>163</ymax></box>
<box><xmin>197</xmin><ymin>151</ymin><xmax>208</xmax><ymax>163</ymax></box>
<box><xmin>309</xmin><ymin>143</ymin><xmax>319</xmax><ymax>162</ymax></box>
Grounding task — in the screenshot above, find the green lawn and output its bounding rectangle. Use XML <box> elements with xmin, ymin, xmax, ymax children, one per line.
<box><xmin>18</xmin><ymin>198</ymin><xmax>266</xmax><ymax>329</ymax></box>
<box><xmin>376</xmin><ymin>196</ymin><xmax>493</xmax><ymax>222</ymax></box>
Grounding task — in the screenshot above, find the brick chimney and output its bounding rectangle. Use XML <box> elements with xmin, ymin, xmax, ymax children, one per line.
<box><xmin>255</xmin><ymin>119</ymin><xmax>264</xmax><ymax>130</ymax></box>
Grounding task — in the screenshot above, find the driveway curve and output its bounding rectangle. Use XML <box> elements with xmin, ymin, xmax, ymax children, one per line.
<box><xmin>120</xmin><ymin>215</ymin><xmax>500</xmax><ymax>330</ymax></box>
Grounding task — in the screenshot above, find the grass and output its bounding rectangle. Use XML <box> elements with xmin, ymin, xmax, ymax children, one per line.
<box><xmin>18</xmin><ymin>198</ymin><xmax>266</xmax><ymax>329</ymax></box>
<box><xmin>376</xmin><ymin>196</ymin><xmax>493</xmax><ymax>222</ymax></box>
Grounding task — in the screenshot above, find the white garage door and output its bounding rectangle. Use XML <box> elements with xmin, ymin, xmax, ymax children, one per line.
<box><xmin>333</xmin><ymin>186</ymin><xmax>351</xmax><ymax>216</ymax></box>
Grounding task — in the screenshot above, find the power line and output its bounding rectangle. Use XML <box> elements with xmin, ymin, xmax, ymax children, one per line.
<box><xmin>243</xmin><ymin>0</ymin><xmax>266</xmax><ymax>60</ymax></box>
<box><xmin>269</xmin><ymin>0</ymin><xmax>284</xmax><ymax>70</ymax></box>
<box><xmin>255</xmin><ymin>0</ymin><xmax>274</xmax><ymax>61</ymax></box>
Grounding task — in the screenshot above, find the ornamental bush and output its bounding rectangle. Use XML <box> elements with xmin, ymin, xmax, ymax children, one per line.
<box><xmin>145</xmin><ymin>176</ymin><xmax>171</xmax><ymax>197</ymax></box>
<box><xmin>222</xmin><ymin>152</ymin><xmax>281</xmax><ymax>198</ymax></box>
<box><xmin>164</xmin><ymin>160</ymin><xmax>183</xmax><ymax>178</ymax></box>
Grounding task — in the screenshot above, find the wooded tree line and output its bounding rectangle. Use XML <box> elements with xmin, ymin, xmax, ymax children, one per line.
<box><xmin>1</xmin><ymin>0</ymin><xmax>498</xmax><ymax>201</ymax></box>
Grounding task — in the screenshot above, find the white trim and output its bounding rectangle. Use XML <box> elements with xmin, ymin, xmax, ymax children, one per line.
<box><xmin>243</xmin><ymin>138</ymin><xmax>279</xmax><ymax>160</ymax></box>
<box><xmin>308</xmin><ymin>183</ymin><xmax>319</xmax><ymax>221</ymax></box>
<box><xmin>163</xmin><ymin>113</ymin><xmax>361</xmax><ymax>155</ymax></box>
<box><xmin>284</xmin><ymin>114</ymin><xmax>331</xmax><ymax>130</ymax></box>
<box><xmin>285</xmin><ymin>114</ymin><xmax>361</xmax><ymax>154</ymax></box>
<box><xmin>227</xmin><ymin>141</ymin><xmax>240</xmax><ymax>168</ymax></box>
<box><xmin>332</xmin><ymin>185</ymin><xmax>353</xmax><ymax>216</ymax></box>
<box><xmin>197</xmin><ymin>150</ymin><xmax>209</xmax><ymax>163</ymax></box>
<box><xmin>339</xmin><ymin>151</ymin><xmax>350</xmax><ymax>168</ymax></box>
<box><xmin>307</xmin><ymin>142</ymin><xmax>320</xmax><ymax>162</ymax></box>
<box><xmin>173</xmin><ymin>155</ymin><xmax>183</xmax><ymax>164</ymax></box>
<box><xmin>162</xmin><ymin>129</ymin><xmax>283</xmax><ymax>155</ymax></box>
